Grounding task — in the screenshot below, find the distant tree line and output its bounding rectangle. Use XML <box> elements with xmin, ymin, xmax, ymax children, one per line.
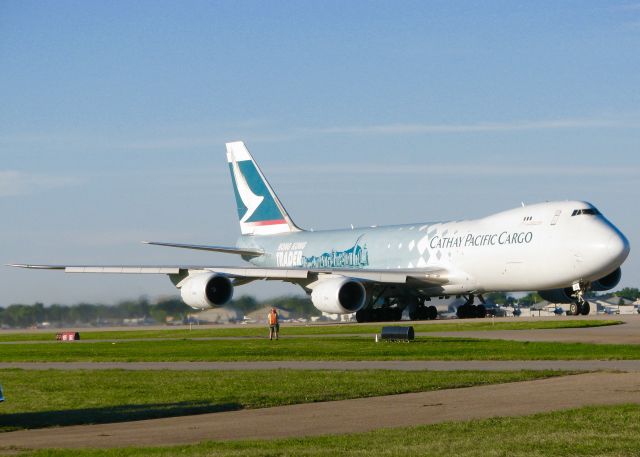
<box><xmin>0</xmin><ymin>294</ymin><xmax>319</xmax><ymax>328</ymax></box>
<box><xmin>615</xmin><ymin>288</ymin><xmax>640</xmax><ymax>301</ymax></box>
<box><xmin>0</xmin><ymin>288</ymin><xmax>637</xmax><ymax>328</ymax></box>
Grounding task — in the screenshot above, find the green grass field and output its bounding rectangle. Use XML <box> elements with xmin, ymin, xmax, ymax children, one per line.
<box><xmin>0</xmin><ymin>369</ymin><xmax>563</xmax><ymax>432</ymax></box>
<box><xmin>1</xmin><ymin>335</ymin><xmax>640</xmax><ymax>362</ymax></box>
<box><xmin>0</xmin><ymin>319</ymin><xmax>621</xmax><ymax>342</ymax></box>
<box><xmin>10</xmin><ymin>404</ymin><xmax>640</xmax><ymax>457</ymax></box>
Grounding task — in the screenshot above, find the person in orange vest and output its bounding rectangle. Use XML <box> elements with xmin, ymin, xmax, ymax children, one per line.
<box><xmin>268</xmin><ymin>307</ymin><xmax>279</xmax><ymax>340</ymax></box>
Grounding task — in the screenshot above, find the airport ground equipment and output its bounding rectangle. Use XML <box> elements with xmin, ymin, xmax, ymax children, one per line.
<box><xmin>56</xmin><ymin>332</ymin><xmax>80</xmax><ymax>341</ymax></box>
<box><xmin>380</xmin><ymin>326</ymin><xmax>415</xmax><ymax>342</ymax></box>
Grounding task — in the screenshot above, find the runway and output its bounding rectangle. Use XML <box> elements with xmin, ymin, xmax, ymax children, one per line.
<box><xmin>2</xmin><ymin>372</ymin><xmax>638</xmax><ymax>449</ymax></box>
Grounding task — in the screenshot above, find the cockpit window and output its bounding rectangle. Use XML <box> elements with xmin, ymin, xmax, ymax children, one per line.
<box><xmin>571</xmin><ymin>208</ymin><xmax>599</xmax><ymax>216</ymax></box>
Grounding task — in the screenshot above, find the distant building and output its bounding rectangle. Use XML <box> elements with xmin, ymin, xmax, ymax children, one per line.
<box><xmin>529</xmin><ymin>301</ymin><xmax>564</xmax><ymax>317</ymax></box>
<box><xmin>191</xmin><ymin>306</ymin><xmax>242</xmax><ymax>324</ymax></box>
<box><xmin>592</xmin><ymin>295</ymin><xmax>638</xmax><ymax>315</ymax></box>
<box><xmin>245</xmin><ymin>306</ymin><xmax>293</xmax><ymax>323</ymax></box>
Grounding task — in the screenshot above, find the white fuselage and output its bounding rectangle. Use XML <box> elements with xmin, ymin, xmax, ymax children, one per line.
<box><xmin>242</xmin><ymin>200</ymin><xmax>630</xmax><ymax>295</ymax></box>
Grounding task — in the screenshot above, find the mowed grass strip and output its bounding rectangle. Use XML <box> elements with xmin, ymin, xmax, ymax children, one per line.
<box><xmin>0</xmin><ymin>319</ymin><xmax>621</xmax><ymax>342</ymax></box>
<box><xmin>11</xmin><ymin>404</ymin><xmax>640</xmax><ymax>457</ymax></box>
<box><xmin>1</xmin><ymin>336</ymin><xmax>640</xmax><ymax>362</ymax></box>
<box><xmin>0</xmin><ymin>369</ymin><xmax>563</xmax><ymax>432</ymax></box>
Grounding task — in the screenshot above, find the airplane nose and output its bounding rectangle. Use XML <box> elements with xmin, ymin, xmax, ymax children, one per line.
<box><xmin>607</xmin><ymin>231</ymin><xmax>630</xmax><ymax>265</ymax></box>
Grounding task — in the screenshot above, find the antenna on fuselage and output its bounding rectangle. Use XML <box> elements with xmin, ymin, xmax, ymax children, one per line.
<box><xmin>521</xmin><ymin>201</ymin><xmax>525</xmax><ymax>207</ymax></box>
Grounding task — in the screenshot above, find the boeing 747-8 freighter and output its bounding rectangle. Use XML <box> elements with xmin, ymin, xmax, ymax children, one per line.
<box><xmin>11</xmin><ymin>142</ymin><xmax>630</xmax><ymax>321</ymax></box>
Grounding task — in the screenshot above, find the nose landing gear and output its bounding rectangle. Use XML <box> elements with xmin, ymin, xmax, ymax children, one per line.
<box><xmin>569</xmin><ymin>283</ymin><xmax>591</xmax><ymax>316</ymax></box>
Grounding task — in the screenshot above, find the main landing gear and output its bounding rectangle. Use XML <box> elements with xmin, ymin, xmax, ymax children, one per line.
<box><xmin>456</xmin><ymin>294</ymin><xmax>487</xmax><ymax>319</ymax></box>
<box><xmin>408</xmin><ymin>302</ymin><xmax>438</xmax><ymax>321</ymax></box>
<box><xmin>355</xmin><ymin>307</ymin><xmax>403</xmax><ymax>323</ymax></box>
<box><xmin>355</xmin><ymin>296</ymin><xmax>438</xmax><ymax>323</ymax></box>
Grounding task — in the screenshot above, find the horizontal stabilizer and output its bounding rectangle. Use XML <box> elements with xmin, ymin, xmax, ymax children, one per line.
<box><xmin>143</xmin><ymin>241</ymin><xmax>263</xmax><ymax>257</ymax></box>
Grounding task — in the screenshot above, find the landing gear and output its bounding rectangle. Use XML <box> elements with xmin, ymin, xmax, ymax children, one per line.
<box><xmin>569</xmin><ymin>302</ymin><xmax>579</xmax><ymax>316</ymax></box>
<box><xmin>409</xmin><ymin>305</ymin><xmax>437</xmax><ymax>321</ymax></box>
<box><xmin>580</xmin><ymin>301</ymin><xmax>590</xmax><ymax>315</ymax></box>
<box><xmin>355</xmin><ymin>307</ymin><xmax>403</xmax><ymax>323</ymax></box>
<box><xmin>569</xmin><ymin>300</ymin><xmax>590</xmax><ymax>316</ymax></box>
<box><xmin>568</xmin><ymin>282</ymin><xmax>591</xmax><ymax>316</ymax></box>
<box><xmin>456</xmin><ymin>295</ymin><xmax>487</xmax><ymax>319</ymax></box>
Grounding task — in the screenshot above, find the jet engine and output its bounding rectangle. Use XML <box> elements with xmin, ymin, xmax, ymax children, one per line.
<box><xmin>538</xmin><ymin>267</ymin><xmax>622</xmax><ymax>303</ymax></box>
<box><xmin>538</xmin><ymin>287</ymin><xmax>574</xmax><ymax>304</ymax></box>
<box><xmin>310</xmin><ymin>277</ymin><xmax>366</xmax><ymax>314</ymax></box>
<box><xmin>180</xmin><ymin>272</ymin><xmax>233</xmax><ymax>309</ymax></box>
<box><xmin>591</xmin><ymin>267</ymin><xmax>621</xmax><ymax>292</ymax></box>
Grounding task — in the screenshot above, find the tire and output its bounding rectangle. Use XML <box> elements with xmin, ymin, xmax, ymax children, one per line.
<box><xmin>427</xmin><ymin>305</ymin><xmax>438</xmax><ymax>320</ymax></box>
<box><xmin>580</xmin><ymin>302</ymin><xmax>590</xmax><ymax>316</ymax></box>
<box><xmin>476</xmin><ymin>304</ymin><xmax>487</xmax><ymax>318</ymax></box>
<box><xmin>456</xmin><ymin>304</ymin><xmax>468</xmax><ymax>319</ymax></box>
<box><xmin>569</xmin><ymin>302</ymin><xmax>579</xmax><ymax>316</ymax></box>
<box><xmin>355</xmin><ymin>310</ymin><xmax>370</xmax><ymax>323</ymax></box>
<box><xmin>390</xmin><ymin>308</ymin><xmax>403</xmax><ymax>321</ymax></box>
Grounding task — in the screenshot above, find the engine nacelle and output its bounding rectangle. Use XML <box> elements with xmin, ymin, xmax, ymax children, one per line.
<box><xmin>539</xmin><ymin>268</ymin><xmax>622</xmax><ymax>303</ymax></box>
<box><xmin>310</xmin><ymin>278</ymin><xmax>366</xmax><ymax>314</ymax></box>
<box><xmin>538</xmin><ymin>287</ymin><xmax>574</xmax><ymax>304</ymax></box>
<box><xmin>180</xmin><ymin>273</ymin><xmax>233</xmax><ymax>309</ymax></box>
<box><xmin>591</xmin><ymin>267</ymin><xmax>621</xmax><ymax>292</ymax></box>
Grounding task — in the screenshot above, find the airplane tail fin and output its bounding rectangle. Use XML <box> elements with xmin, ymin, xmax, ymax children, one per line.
<box><xmin>226</xmin><ymin>141</ymin><xmax>302</xmax><ymax>236</ymax></box>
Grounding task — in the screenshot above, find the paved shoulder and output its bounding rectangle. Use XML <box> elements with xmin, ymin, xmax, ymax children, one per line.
<box><xmin>2</xmin><ymin>372</ymin><xmax>639</xmax><ymax>450</ymax></box>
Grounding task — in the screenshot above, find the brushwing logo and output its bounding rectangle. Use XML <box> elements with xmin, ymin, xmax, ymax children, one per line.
<box><xmin>228</xmin><ymin>157</ymin><xmax>289</xmax><ymax>235</ymax></box>
<box><xmin>230</xmin><ymin>158</ymin><xmax>264</xmax><ymax>223</ymax></box>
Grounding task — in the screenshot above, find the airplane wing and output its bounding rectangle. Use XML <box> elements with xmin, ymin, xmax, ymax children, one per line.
<box><xmin>8</xmin><ymin>264</ymin><xmax>448</xmax><ymax>286</ymax></box>
<box><xmin>142</xmin><ymin>241</ymin><xmax>263</xmax><ymax>257</ymax></box>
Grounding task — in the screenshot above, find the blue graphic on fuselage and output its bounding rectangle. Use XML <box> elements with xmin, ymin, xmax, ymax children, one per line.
<box><xmin>302</xmin><ymin>236</ymin><xmax>369</xmax><ymax>268</ymax></box>
<box><xmin>228</xmin><ymin>161</ymin><xmax>284</xmax><ymax>223</ymax></box>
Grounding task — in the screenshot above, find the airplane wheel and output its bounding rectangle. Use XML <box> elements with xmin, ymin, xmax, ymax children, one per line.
<box><xmin>580</xmin><ymin>302</ymin><xmax>590</xmax><ymax>316</ymax></box>
<box><xmin>389</xmin><ymin>308</ymin><xmax>403</xmax><ymax>321</ymax></box>
<box><xmin>476</xmin><ymin>304</ymin><xmax>487</xmax><ymax>318</ymax></box>
<box><xmin>427</xmin><ymin>305</ymin><xmax>438</xmax><ymax>320</ymax></box>
<box><xmin>569</xmin><ymin>302</ymin><xmax>579</xmax><ymax>316</ymax></box>
<box><xmin>355</xmin><ymin>310</ymin><xmax>370</xmax><ymax>323</ymax></box>
<box><xmin>457</xmin><ymin>304</ymin><xmax>469</xmax><ymax>319</ymax></box>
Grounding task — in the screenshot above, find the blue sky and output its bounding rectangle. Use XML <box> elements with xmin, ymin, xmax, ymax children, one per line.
<box><xmin>1</xmin><ymin>1</ymin><xmax>639</xmax><ymax>305</ymax></box>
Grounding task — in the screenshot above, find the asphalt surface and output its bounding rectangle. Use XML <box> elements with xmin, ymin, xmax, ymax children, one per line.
<box><xmin>2</xmin><ymin>372</ymin><xmax>638</xmax><ymax>449</ymax></box>
<box><xmin>428</xmin><ymin>316</ymin><xmax>640</xmax><ymax>344</ymax></box>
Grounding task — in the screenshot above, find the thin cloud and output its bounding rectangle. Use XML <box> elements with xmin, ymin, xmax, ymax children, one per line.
<box><xmin>312</xmin><ymin>118</ymin><xmax>637</xmax><ymax>136</ymax></box>
<box><xmin>2</xmin><ymin>115</ymin><xmax>639</xmax><ymax>152</ymax></box>
<box><xmin>0</xmin><ymin>171</ymin><xmax>83</xmax><ymax>197</ymax></box>
<box><xmin>270</xmin><ymin>163</ymin><xmax>640</xmax><ymax>178</ymax></box>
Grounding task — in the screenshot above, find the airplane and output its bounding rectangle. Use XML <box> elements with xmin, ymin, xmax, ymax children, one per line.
<box><xmin>10</xmin><ymin>141</ymin><xmax>630</xmax><ymax>322</ymax></box>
